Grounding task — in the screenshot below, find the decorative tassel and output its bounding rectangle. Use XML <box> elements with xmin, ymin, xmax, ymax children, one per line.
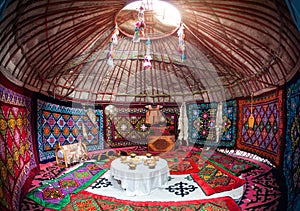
<box><xmin>107</xmin><ymin>26</ymin><xmax>119</xmax><ymax>67</ymax></box>
<box><xmin>133</xmin><ymin>29</ymin><xmax>141</xmax><ymax>42</ymax></box>
<box><xmin>144</xmin><ymin>38</ymin><xmax>152</xmax><ymax>69</ymax></box>
<box><xmin>138</xmin><ymin>5</ymin><xmax>145</xmax><ymax>21</ymax></box>
<box><xmin>248</xmin><ymin>93</ymin><xmax>255</xmax><ymax>128</ymax></box>
<box><xmin>133</xmin><ymin>4</ymin><xmax>146</xmax><ymax>43</ymax></box>
<box><xmin>144</xmin><ymin>55</ymin><xmax>152</xmax><ymax>69</ymax></box>
<box><xmin>178</xmin><ymin>24</ymin><xmax>186</xmax><ymax>62</ymax></box>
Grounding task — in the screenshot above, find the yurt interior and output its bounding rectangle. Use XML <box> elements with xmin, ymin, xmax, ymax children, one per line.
<box><xmin>0</xmin><ymin>0</ymin><xmax>300</xmax><ymax>210</ymax></box>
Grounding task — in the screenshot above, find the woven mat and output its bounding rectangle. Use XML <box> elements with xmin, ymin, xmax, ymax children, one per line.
<box><xmin>190</xmin><ymin>155</ymin><xmax>246</xmax><ymax>196</ymax></box>
<box><xmin>195</xmin><ymin>150</ymin><xmax>258</xmax><ymax>176</ymax></box>
<box><xmin>26</xmin><ymin>162</ymin><xmax>107</xmax><ymax>210</ymax></box>
<box><xmin>62</xmin><ymin>191</ymin><xmax>241</xmax><ymax>211</ymax></box>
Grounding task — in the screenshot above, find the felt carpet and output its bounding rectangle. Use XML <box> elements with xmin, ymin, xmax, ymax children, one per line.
<box><xmin>21</xmin><ymin>146</ymin><xmax>286</xmax><ymax>210</ymax></box>
<box><xmin>195</xmin><ymin>150</ymin><xmax>258</xmax><ymax>176</ymax></box>
<box><xmin>62</xmin><ymin>191</ymin><xmax>241</xmax><ymax>211</ymax></box>
<box><xmin>238</xmin><ymin>158</ymin><xmax>287</xmax><ymax>210</ymax></box>
<box><xmin>90</xmin><ymin>146</ymin><xmax>247</xmax><ymax>196</ymax></box>
<box><xmin>236</xmin><ymin>89</ymin><xmax>284</xmax><ymax>167</ymax></box>
<box><xmin>0</xmin><ymin>85</ymin><xmax>39</xmax><ymax>211</ymax></box>
<box><xmin>186</xmin><ymin>101</ymin><xmax>238</xmax><ymax>148</ymax></box>
<box><xmin>190</xmin><ymin>158</ymin><xmax>246</xmax><ymax>196</ymax></box>
<box><xmin>84</xmin><ymin>170</ymin><xmax>243</xmax><ymax>203</ymax></box>
<box><xmin>27</xmin><ymin>162</ymin><xmax>65</xmax><ymax>192</ymax></box>
<box><xmin>105</xmin><ymin>105</ymin><xmax>179</xmax><ymax>148</ymax></box>
<box><xmin>26</xmin><ymin>162</ymin><xmax>107</xmax><ymax>210</ymax></box>
<box><xmin>160</xmin><ymin>148</ymin><xmax>200</xmax><ymax>174</ymax></box>
<box><xmin>37</xmin><ymin>100</ymin><xmax>105</xmax><ymax>163</ymax></box>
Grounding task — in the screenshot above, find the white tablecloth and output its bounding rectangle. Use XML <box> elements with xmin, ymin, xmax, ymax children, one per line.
<box><xmin>110</xmin><ymin>157</ymin><xmax>169</xmax><ymax>196</ymax></box>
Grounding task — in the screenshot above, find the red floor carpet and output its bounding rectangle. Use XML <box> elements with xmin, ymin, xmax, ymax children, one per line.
<box><xmin>20</xmin><ymin>146</ymin><xmax>287</xmax><ymax>210</ymax></box>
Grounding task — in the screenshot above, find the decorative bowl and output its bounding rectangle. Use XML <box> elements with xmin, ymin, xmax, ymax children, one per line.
<box><xmin>130</xmin><ymin>153</ymin><xmax>136</xmax><ymax>158</ymax></box>
<box><xmin>128</xmin><ymin>162</ymin><xmax>137</xmax><ymax>170</ymax></box>
<box><xmin>148</xmin><ymin>162</ymin><xmax>156</xmax><ymax>169</ymax></box>
<box><xmin>130</xmin><ymin>156</ymin><xmax>142</xmax><ymax>164</ymax></box>
<box><xmin>120</xmin><ymin>155</ymin><xmax>127</xmax><ymax>163</ymax></box>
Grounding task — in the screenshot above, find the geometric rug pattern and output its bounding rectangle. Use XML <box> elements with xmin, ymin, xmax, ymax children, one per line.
<box><xmin>0</xmin><ymin>84</ymin><xmax>38</xmax><ymax>211</ymax></box>
<box><xmin>105</xmin><ymin>105</ymin><xmax>179</xmax><ymax>147</ymax></box>
<box><xmin>189</xmin><ymin>153</ymin><xmax>246</xmax><ymax>196</ymax></box>
<box><xmin>20</xmin><ymin>147</ymin><xmax>286</xmax><ymax>210</ymax></box>
<box><xmin>186</xmin><ymin>100</ymin><xmax>237</xmax><ymax>147</ymax></box>
<box><xmin>237</xmin><ymin>89</ymin><xmax>284</xmax><ymax>167</ymax></box>
<box><xmin>63</xmin><ymin>192</ymin><xmax>241</xmax><ymax>211</ymax></box>
<box><xmin>239</xmin><ymin>159</ymin><xmax>286</xmax><ymax>210</ymax></box>
<box><xmin>198</xmin><ymin>150</ymin><xmax>258</xmax><ymax>176</ymax></box>
<box><xmin>283</xmin><ymin>77</ymin><xmax>300</xmax><ymax>210</ymax></box>
<box><xmin>91</xmin><ymin>146</ymin><xmax>252</xmax><ymax>196</ymax></box>
<box><xmin>26</xmin><ymin>162</ymin><xmax>107</xmax><ymax>210</ymax></box>
<box><xmin>37</xmin><ymin>99</ymin><xmax>104</xmax><ymax>162</ymax></box>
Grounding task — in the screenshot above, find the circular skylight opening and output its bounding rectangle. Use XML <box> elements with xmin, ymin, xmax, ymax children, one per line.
<box><xmin>115</xmin><ymin>0</ymin><xmax>181</xmax><ymax>40</ymax></box>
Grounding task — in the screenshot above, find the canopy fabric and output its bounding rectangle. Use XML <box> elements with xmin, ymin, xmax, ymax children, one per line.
<box><xmin>0</xmin><ymin>0</ymin><xmax>299</xmax><ymax>103</ymax></box>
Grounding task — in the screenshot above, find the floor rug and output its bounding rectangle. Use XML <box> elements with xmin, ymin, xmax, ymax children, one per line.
<box><xmin>196</xmin><ymin>150</ymin><xmax>258</xmax><ymax>176</ymax></box>
<box><xmin>159</xmin><ymin>147</ymin><xmax>202</xmax><ymax>174</ymax></box>
<box><xmin>167</xmin><ymin>158</ymin><xmax>199</xmax><ymax>174</ymax></box>
<box><xmin>84</xmin><ymin>170</ymin><xmax>243</xmax><ymax>202</ymax></box>
<box><xmin>238</xmin><ymin>159</ymin><xmax>287</xmax><ymax>210</ymax></box>
<box><xmin>26</xmin><ymin>162</ymin><xmax>107</xmax><ymax>210</ymax></box>
<box><xmin>20</xmin><ymin>147</ymin><xmax>286</xmax><ymax>210</ymax></box>
<box><xmin>27</xmin><ymin>162</ymin><xmax>65</xmax><ymax>192</ymax></box>
<box><xmin>62</xmin><ymin>191</ymin><xmax>241</xmax><ymax>211</ymax></box>
<box><xmin>190</xmin><ymin>155</ymin><xmax>246</xmax><ymax>196</ymax></box>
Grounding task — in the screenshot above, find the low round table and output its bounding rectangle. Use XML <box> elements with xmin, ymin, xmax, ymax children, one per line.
<box><xmin>110</xmin><ymin>157</ymin><xmax>169</xmax><ymax>196</ymax></box>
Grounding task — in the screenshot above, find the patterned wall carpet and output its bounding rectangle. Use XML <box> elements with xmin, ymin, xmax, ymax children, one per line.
<box><xmin>37</xmin><ymin>100</ymin><xmax>105</xmax><ymax>163</ymax></box>
<box><xmin>237</xmin><ymin>89</ymin><xmax>285</xmax><ymax>167</ymax></box>
<box><xmin>187</xmin><ymin>101</ymin><xmax>237</xmax><ymax>148</ymax></box>
<box><xmin>0</xmin><ymin>85</ymin><xmax>38</xmax><ymax>211</ymax></box>
<box><xmin>283</xmin><ymin>77</ymin><xmax>300</xmax><ymax>210</ymax></box>
<box><xmin>105</xmin><ymin>105</ymin><xmax>179</xmax><ymax>148</ymax></box>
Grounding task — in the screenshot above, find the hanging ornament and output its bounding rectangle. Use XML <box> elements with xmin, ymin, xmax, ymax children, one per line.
<box><xmin>144</xmin><ymin>55</ymin><xmax>152</xmax><ymax>69</ymax></box>
<box><xmin>138</xmin><ymin>5</ymin><xmax>145</xmax><ymax>21</ymax></box>
<box><xmin>111</xmin><ymin>27</ymin><xmax>119</xmax><ymax>45</ymax></box>
<box><xmin>146</xmin><ymin>38</ymin><xmax>151</xmax><ymax>54</ymax></box>
<box><xmin>133</xmin><ymin>21</ymin><xmax>141</xmax><ymax>42</ymax></box>
<box><xmin>248</xmin><ymin>93</ymin><xmax>255</xmax><ymax>128</ymax></box>
<box><xmin>133</xmin><ymin>3</ymin><xmax>146</xmax><ymax>43</ymax></box>
<box><xmin>107</xmin><ymin>50</ymin><xmax>114</xmax><ymax>67</ymax></box>
<box><xmin>107</xmin><ymin>26</ymin><xmax>119</xmax><ymax>67</ymax></box>
<box><xmin>178</xmin><ymin>23</ymin><xmax>186</xmax><ymax>62</ymax></box>
<box><xmin>139</xmin><ymin>21</ymin><xmax>146</xmax><ymax>37</ymax></box>
<box><xmin>144</xmin><ymin>38</ymin><xmax>152</xmax><ymax>69</ymax></box>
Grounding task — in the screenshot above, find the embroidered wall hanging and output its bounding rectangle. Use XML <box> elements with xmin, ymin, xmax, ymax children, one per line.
<box><xmin>105</xmin><ymin>105</ymin><xmax>179</xmax><ymax>147</ymax></box>
<box><xmin>37</xmin><ymin>100</ymin><xmax>104</xmax><ymax>162</ymax></box>
<box><xmin>187</xmin><ymin>100</ymin><xmax>237</xmax><ymax>147</ymax></box>
<box><xmin>236</xmin><ymin>89</ymin><xmax>284</xmax><ymax>167</ymax></box>
<box><xmin>283</xmin><ymin>77</ymin><xmax>300</xmax><ymax>211</ymax></box>
<box><xmin>0</xmin><ymin>84</ymin><xmax>38</xmax><ymax>211</ymax></box>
